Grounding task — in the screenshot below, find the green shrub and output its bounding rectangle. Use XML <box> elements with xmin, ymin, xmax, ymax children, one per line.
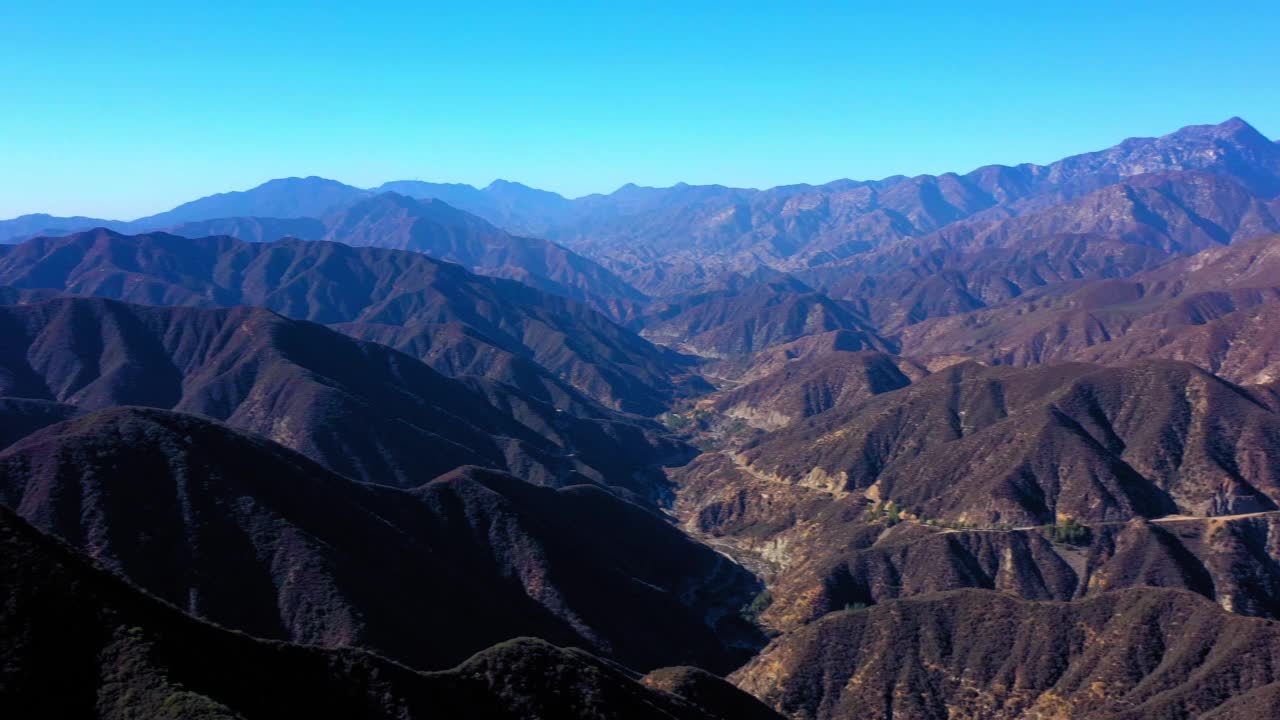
<box><xmin>1048</xmin><ymin>517</ymin><xmax>1091</xmax><ymax>545</ymax></box>
<box><xmin>884</xmin><ymin>501</ymin><xmax>901</xmax><ymax>527</ymax></box>
<box><xmin>741</xmin><ymin>589</ymin><xmax>773</xmax><ymax>622</ymax></box>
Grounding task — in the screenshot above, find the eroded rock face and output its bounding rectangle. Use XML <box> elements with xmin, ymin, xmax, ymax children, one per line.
<box><xmin>672</xmin><ymin>441</ymin><xmax>1280</xmax><ymax>632</ymax></box>
<box><xmin>708</xmin><ymin>360</ymin><xmax>1280</xmax><ymax>527</ymax></box>
<box><xmin>760</xmin><ymin>516</ymin><xmax>1280</xmax><ymax>631</ymax></box>
<box><xmin>706</xmin><ymin>349</ymin><xmax>923</xmax><ymax>430</ymax></box>
<box><xmin>732</xmin><ymin>588</ymin><xmax>1280</xmax><ymax>720</ymax></box>
<box><xmin>668</xmin><ymin>355</ymin><xmax>1280</xmax><ymax>642</ymax></box>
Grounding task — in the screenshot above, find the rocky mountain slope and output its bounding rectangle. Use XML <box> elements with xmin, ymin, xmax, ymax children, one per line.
<box><xmin>728</xmin><ymin>360</ymin><xmax>1280</xmax><ymax>525</ymax></box>
<box><xmin>667</xmin><ymin>359</ymin><xmax>1280</xmax><ymax>647</ymax></box>
<box><xmin>640</xmin><ymin>276</ymin><xmax>891</xmax><ymax>360</ymax></box>
<box><xmin>733</xmin><ymin>588</ymin><xmax>1280</xmax><ymax>720</ymax></box>
<box><xmin>704</xmin><ymin>347</ymin><xmax>924</xmax><ymax>430</ymax></box>
<box><xmin>750</xmin><ymin>511</ymin><xmax>1280</xmax><ymax>632</ymax></box>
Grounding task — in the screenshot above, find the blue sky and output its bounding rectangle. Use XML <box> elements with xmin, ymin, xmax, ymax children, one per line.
<box><xmin>1</xmin><ymin>1</ymin><xmax>1276</xmax><ymax>219</ymax></box>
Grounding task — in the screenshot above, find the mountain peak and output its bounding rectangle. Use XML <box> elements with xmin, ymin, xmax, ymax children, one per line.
<box><xmin>1216</xmin><ymin>116</ymin><xmax>1273</xmax><ymax>143</ymax></box>
<box><xmin>257</xmin><ymin>175</ymin><xmax>357</xmax><ymax>189</ymax></box>
<box><xmin>1169</xmin><ymin>115</ymin><xmax>1271</xmax><ymax>145</ymax></box>
<box><xmin>485</xmin><ymin>178</ymin><xmax>526</xmax><ymax>189</ymax></box>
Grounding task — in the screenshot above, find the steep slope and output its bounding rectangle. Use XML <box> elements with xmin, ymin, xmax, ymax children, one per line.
<box><xmin>0</xmin><ymin>503</ymin><xmax>779</xmax><ymax>719</ymax></box>
<box><xmin>149</xmin><ymin>193</ymin><xmax>647</xmax><ymax>320</ymax></box>
<box><xmin>732</xmin><ymin>588</ymin><xmax>1280</xmax><ymax>720</ymax></box>
<box><xmin>0</xmin><ymin>229</ymin><xmax>696</xmax><ymax>414</ymax></box>
<box><xmin>739</xmin><ymin>360</ymin><xmax>1280</xmax><ymax>524</ymax></box>
<box><xmin>0</xmin><ymin>188</ymin><xmax>646</xmax><ymax>321</ymax></box>
<box><xmin>0</xmin><ymin>296</ymin><xmax>685</xmax><ymax>492</ymax></box>
<box><xmin>753</xmin><ymin>512</ymin><xmax>1280</xmax><ymax>632</ymax></box>
<box><xmin>669</xmin><ymin>359</ymin><xmax>1280</xmax><ymax>620</ymax></box>
<box><xmin>1075</xmin><ymin>302</ymin><xmax>1280</xmax><ymax>385</ymax></box>
<box><xmin>800</xmin><ymin>170</ymin><xmax>1279</xmax><ymax>334</ymax></box>
<box><xmin>0</xmin><ymin>397</ymin><xmax>79</xmax><ymax>449</ymax></box>
<box><xmin>640</xmin><ymin>276</ymin><xmax>891</xmax><ymax>359</ymax></box>
<box><xmin>0</xmin><ymin>406</ymin><xmax>763</xmax><ymax>673</ymax></box>
<box><xmin>901</xmin><ymin>169</ymin><xmax>1280</xmax><ymax>257</ymax></box>
<box><xmin>704</xmin><ymin>348</ymin><xmax>924</xmax><ymax>430</ymax></box>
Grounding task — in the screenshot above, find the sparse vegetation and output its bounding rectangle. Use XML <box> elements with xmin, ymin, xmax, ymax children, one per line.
<box><xmin>741</xmin><ymin>589</ymin><xmax>773</xmax><ymax>623</ymax></box>
<box><xmin>863</xmin><ymin>500</ymin><xmax>903</xmax><ymax>527</ymax></box>
<box><xmin>1046</xmin><ymin>517</ymin><xmax>1091</xmax><ymax>545</ymax></box>
<box><xmin>661</xmin><ymin>412</ymin><xmax>692</xmax><ymax>431</ymax></box>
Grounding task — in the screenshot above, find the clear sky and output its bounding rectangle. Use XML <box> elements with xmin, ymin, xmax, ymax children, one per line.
<box><xmin>2</xmin><ymin>1</ymin><xmax>1277</xmax><ymax>219</ymax></box>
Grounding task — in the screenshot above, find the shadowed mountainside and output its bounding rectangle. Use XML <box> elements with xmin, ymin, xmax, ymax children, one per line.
<box><xmin>808</xmin><ymin>233</ymin><xmax>1177</xmax><ymax>332</ymax></box>
<box><xmin>2</xmin><ymin>184</ymin><xmax>647</xmax><ymax>320</ymax></box>
<box><xmin>0</xmin><ymin>406</ymin><xmax>764</xmax><ymax>673</ymax></box>
<box><xmin>0</xmin><ymin>502</ymin><xmax>781</xmax><ymax>719</ymax></box>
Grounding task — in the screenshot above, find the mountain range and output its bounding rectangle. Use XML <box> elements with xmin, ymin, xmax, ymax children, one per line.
<box><xmin>9</xmin><ymin>118</ymin><xmax>1276</xmax><ymax>292</ymax></box>
<box><xmin>5</xmin><ymin>117</ymin><xmax>1280</xmax><ymax>719</ymax></box>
